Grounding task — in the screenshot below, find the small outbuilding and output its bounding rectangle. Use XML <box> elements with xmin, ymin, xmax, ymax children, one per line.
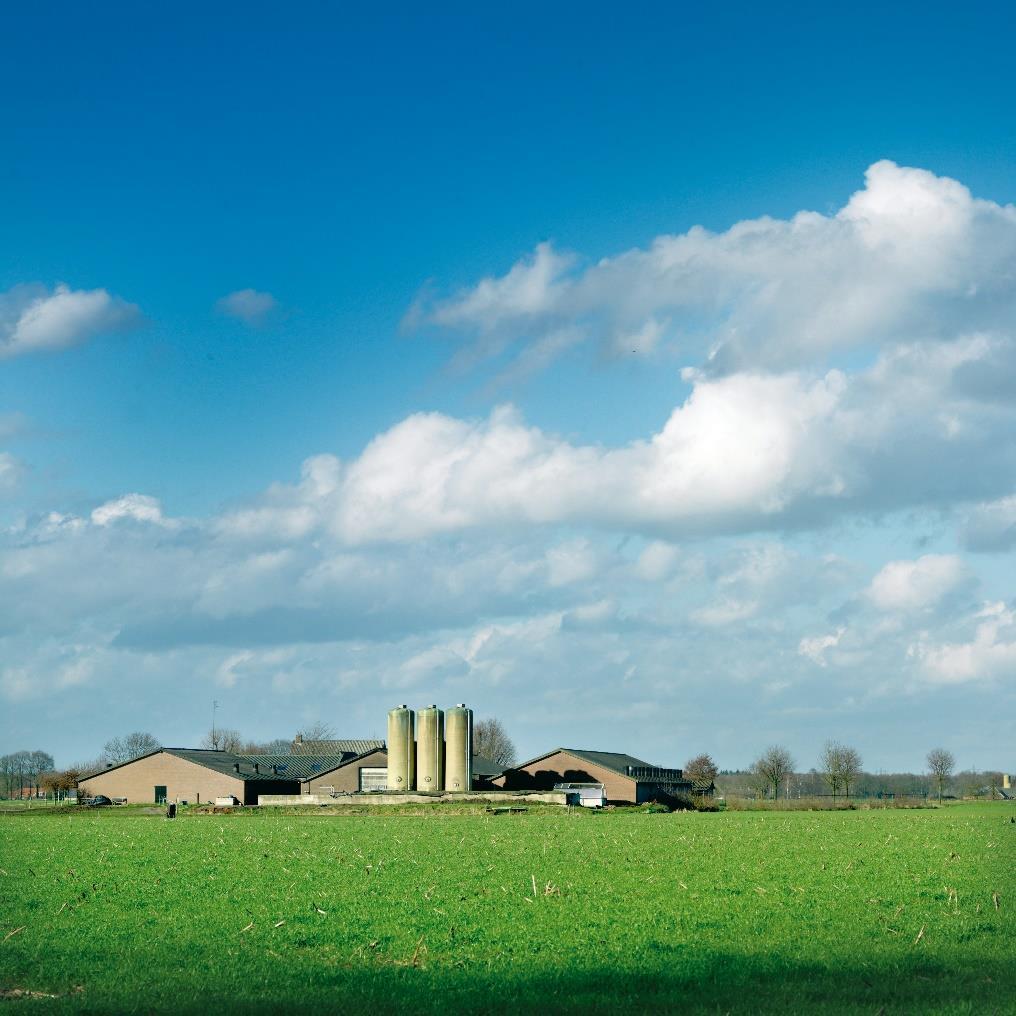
<box><xmin>493</xmin><ymin>748</ymin><xmax>694</xmax><ymax>804</ymax></box>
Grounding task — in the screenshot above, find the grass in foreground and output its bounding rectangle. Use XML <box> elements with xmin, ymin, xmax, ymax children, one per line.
<box><xmin>0</xmin><ymin>804</ymin><xmax>1012</xmax><ymax>1014</ymax></box>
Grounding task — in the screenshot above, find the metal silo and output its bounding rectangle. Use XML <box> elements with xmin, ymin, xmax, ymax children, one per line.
<box><xmin>386</xmin><ymin>705</ymin><xmax>415</xmax><ymax>791</ymax></box>
<box><xmin>416</xmin><ymin>705</ymin><xmax>444</xmax><ymax>791</ymax></box>
<box><xmin>445</xmin><ymin>703</ymin><xmax>473</xmax><ymax>792</ymax></box>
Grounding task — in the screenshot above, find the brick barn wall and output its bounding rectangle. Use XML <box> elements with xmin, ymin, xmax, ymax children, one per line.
<box><xmin>493</xmin><ymin>750</ymin><xmax>638</xmax><ymax>803</ymax></box>
<box><xmin>303</xmin><ymin>749</ymin><xmax>388</xmax><ymax>794</ymax></box>
<box><xmin>79</xmin><ymin>752</ymin><xmax>246</xmax><ymax>804</ymax></box>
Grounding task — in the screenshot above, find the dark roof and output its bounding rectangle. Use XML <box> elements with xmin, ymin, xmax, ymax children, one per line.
<box><xmin>296</xmin><ymin>746</ymin><xmax>388</xmax><ymax>782</ymax></box>
<box><xmin>560</xmin><ymin>748</ymin><xmax>657</xmax><ymax>775</ymax></box>
<box><xmin>238</xmin><ymin>754</ymin><xmax>352</xmax><ymax>778</ymax></box>
<box><xmin>82</xmin><ymin>748</ymin><xmax>303</xmax><ymax>783</ymax></box>
<box><xmin>291</xmin><ymin>739</ymin><xmax>384</xmax><ymax>756</ymax></box>
<box><xmin>505</xmin><ymin>747</ymin><xmax>691</xmax><ymax>784</ymax></box>
<box><xmin>471</xmin><ymin>754</ymin><xmax>504</xmax><ymax>777</ymax></box>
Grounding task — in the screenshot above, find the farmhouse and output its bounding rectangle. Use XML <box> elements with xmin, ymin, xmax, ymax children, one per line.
<box><xmin>79</xmin><ymin>748</ymin><xmax>305</xmax><ymax>805</ymax></box>
<box><xmin>493</xmin><ymin>748</ymin><xmax>695</xmax><ymax>804</ymax></box>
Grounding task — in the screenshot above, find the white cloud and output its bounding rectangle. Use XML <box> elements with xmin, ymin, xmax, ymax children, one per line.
<box><xmin>0</xmin><ymin>283</ymin><xmax>140</xmax><ymax>358</ymax></box>
<box><xmin>635</xmin><ymin>541</ymin><xmax>680</xmax><ymax>581</ymax></box>
<box><xmin>963</xmin><ymin>495</ymin><xmax>1016</xmax><ymax>552</ymax></box>
<box><xmin>91</xmin><ymin>493</ymin><xmax>169</xmax><ymax>527</ymax></box>
<box><xmin>867</xmin><ymin>554</ymin><xmax>966</xmax><ymax>612</ymax></box>
<box><xmin>798</xmin><ymin>628</ymin><xmax>846</xmax><ymax>667</ymax></box>
<box><xmin>215</xmin><ymin>289</ymin><xmax>278</xmax><ymax>325</ymax></box>
<box><xmin>418</xmin><ymin>162</ymin><xmax>1016</xmax><ymax>376</ymax></box>
<box><xmin>914</xmin><ymin>602</ymin><xmax>1016</xmax><ymax>684</ymax></box>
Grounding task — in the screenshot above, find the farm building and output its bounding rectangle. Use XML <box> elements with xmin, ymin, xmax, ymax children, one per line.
<box><xmin>493</xmin><ymin>748</ymin><xmax>695</xmax><ymax>804</ymax></box>
<box><xmin>78</xmin><ymin>749</ymin><xmax>304</xmax><ymax>805</ymax></box>
<box><xmin>77</xmin><ymin>745</ymin><xmax>506</xmax><ymax>804</ymax></box>
<box><xmin>301</xmin><ymin>747</ymin><xmax>504</xmax><ymax>795</ymax></box>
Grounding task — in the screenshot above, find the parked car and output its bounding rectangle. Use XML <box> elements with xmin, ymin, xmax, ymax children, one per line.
<box><xmin>88</xmin><ymin>795</ymin><xmax>114</xmax><ymax>807</ymax></box>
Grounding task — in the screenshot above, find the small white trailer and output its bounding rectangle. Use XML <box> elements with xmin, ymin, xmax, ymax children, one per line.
<box><xmin>554</xmin><ymin>782</ymin><xmax>607</xmax><ymax>808</ymax></box>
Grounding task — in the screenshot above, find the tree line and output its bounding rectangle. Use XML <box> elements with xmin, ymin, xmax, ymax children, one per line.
<box><xmin>726</xmin><ymin>744</ymin><xmax>966</xmax><ymax>801</ymax></box>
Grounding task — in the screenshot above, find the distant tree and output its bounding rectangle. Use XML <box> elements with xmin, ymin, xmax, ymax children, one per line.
<box><xmin>292</xmin><ymin>721</ymin><xmax>337</xmax><ymax>752</ymax></box>
<box><xmin>684</xmin><ymin>753</ymin><xmax>719</xmax><ymax>786</ymax></box>
<box><xmin>473</xmin><ymin>717</ymin><xmax>517</xmax><ymax>768</ymax></box>
<box><xmin>840</xmin><ymin>746</ymin><xmax>863</xmax><ymax>799</ymax></box>
<box><xmin>103</xmin><ymin>732</ymin><xmax>160</xmax><ymax>764</ymax></box>
<box><xmin>927</xmin><ymin>747</ymin><xmax>955</xmax><ymax>802</ymax></box>
<box><xmin>200</xmin><ymin>728</ymin><xmax>244</xmax><ymax>753</ymax></box>
<box><xmin>239</xmin><ymin>738</ymin><xmax>292</xmax><ymax>755</ymax></box>
<box><xmin>820</xmin><ymin>741</ymin><xmax>845</xmax><ymax>801</ymax></box>
<box><xmin>752</xmin><ymin>745</ymin><xmax>795</xmax><ymax>800</ymax></box>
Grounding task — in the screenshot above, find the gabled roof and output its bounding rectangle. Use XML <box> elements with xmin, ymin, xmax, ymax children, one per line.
<box><xmin>291</xmin><ymin>739</ymin><xmax>384</xmax><ymax>756</ymax></box>
<box><xmin>238</xmin><ymin>754</ymin><xmax>352</xmax><ymax>778</ymax></box>
<box><xmin>471</xmin><ymin>753</ymin><xmax>504</xmax><ymax>777</ymax></box>
<box><xmin>297</xmin><ymin>746</ymin><xmax>388</xmax><ymax>782</ymax></box>
<box><xmin>82</xmin><ymin>748</ymin><xmax>303</xmax><ymax>783</ymax></box>
<box><xmin>504</xmin><ymin>747</ymin><xmax>650</xmax><ymax>780</ymax></box>
<box><xmin>505</xmin><ymin>747</ymin><xmax>691</xmax><ymax>783</ymax></box>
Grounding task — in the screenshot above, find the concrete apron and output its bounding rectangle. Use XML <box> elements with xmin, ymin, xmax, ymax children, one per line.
<box><xmin>259</xmin><ymin>790</ymin><xmax>569</xmax><ymax>806</ymax></box>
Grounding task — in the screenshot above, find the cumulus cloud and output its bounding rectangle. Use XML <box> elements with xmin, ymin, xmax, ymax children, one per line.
<box><xmin>914</xmin><ymin>602</ymin><xmax>1016</xmax><ymax>684</ymax></box>
<box><xmin>867</xmin><ymin>554</ymin><xmax>967</xmax><ymax>612</ymax></box>
<box><xmin>91</xmin><ymin>493</ymin><xmax>170</xmax><ymax>527</ymax></box>
<box><xmin>416</xmin><ymin>162</ymin><xmax>1016</xmax><ymax>376</ymax></box>
<box><xmin>798</xmin><ymin>628</ymin><xmax>846</xmax><ymax>667</ymax></box>
<box><xmin>215</xmin><ymin>288</ymin><xmax>278</xmax><ymax>325</ymax></box>
<box><xmin>963</xmin><ymin>495</ymin><xmax>1016</xmax><ymax>552</ymax></box>
<box><xmin>0</xmin><ymin>283</ymin><xmax>141</xmax><ymax>358</ymax></box>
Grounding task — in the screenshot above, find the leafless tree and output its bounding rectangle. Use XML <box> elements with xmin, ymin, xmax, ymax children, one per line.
<box><xmin>103</xmin><ymin>732</ymin><xmax>160</xmax><ymax>764</ymax></box>
<box><xmin>684</xmin><ymin>753</ymin><xmax>719</xmax><ymax>786</ymax></box>
<box><xmin>473</xmin><ymin>717</ymin><xmax>517</xmax><ymax>768</ymax></box>
<box><xmin>820</xmin><ymin>741</ymin><xmax>845</xmax><ymax>800</ymax></box>
<box><xmin>840</xmin><ymin>745</ymin><xmax>863</xmax><ymax>799</ymax></box>
<box><xmin>292</xmin><ymin>720</ymin><xmax>337</xmax><ymax>753</ymax></box>
<box><xmin>239</xmin><ymin>738</ymin><xmax>292</xmax><ymax>755</ymax></box>
<box><xmin>752</xmin><ymin>745</ymin><xmax>795</xmax><ymax>800</ymax></box>
<box><xmin>927</xmin><ymin>747</ymin><xmax>955</xmax><ymax>802</ymax></box>
<box><xmin>200</xmin><ymin>727</ymin><xmax>245</xmax><ymax>753</ymax></box>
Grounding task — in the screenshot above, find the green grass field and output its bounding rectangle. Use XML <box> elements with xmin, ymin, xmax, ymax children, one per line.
<box><xmin>1</xmin><ymin>804</ymin><xmax>1012</xmax><ymax>1014</ymax></box>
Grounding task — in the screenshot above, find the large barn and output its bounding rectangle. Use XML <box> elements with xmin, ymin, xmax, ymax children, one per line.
<box><xmin>78</xmin><ymin>745</ymin><xmax>506</xmax><ymax>803</ymax></box>
<box><xmin>492</xmin><ymin>748</ymin><xmax>695</xmax><ymax>804</ymax></box>
<box><xmin>78</xmin><ymin>748</ymin><xmax>304</xmax><ymax>805</ymax></box>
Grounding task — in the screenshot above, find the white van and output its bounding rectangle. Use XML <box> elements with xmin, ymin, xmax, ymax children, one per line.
<box><xmin>554</xmin><ymin>782</ymin><xmax>607</xmax><ymax>808</ymax></box>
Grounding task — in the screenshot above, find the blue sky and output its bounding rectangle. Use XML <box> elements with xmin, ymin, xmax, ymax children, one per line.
<box><xmin>2</xmin><ymin>4</ymin><xmax>1015</xmax><ymax>772</ymax></box>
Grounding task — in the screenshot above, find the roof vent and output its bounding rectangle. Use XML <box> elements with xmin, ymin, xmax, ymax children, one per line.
<box><xmin>233</xmin><ymin>763</ymin><xmax>240</xmax><ymax>773</ymax></box>
<box><xmin>253</xmin><ymin>763</ymin><xmax>260</xmax><ymax>774</ymax></box>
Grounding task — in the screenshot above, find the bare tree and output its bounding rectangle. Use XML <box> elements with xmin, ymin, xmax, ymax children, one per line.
<box><xmin>820</xmin><ymin>741</ymin><xmax>845</xmax><ymax>801</ymax></box>
<box><xmin>473</xmin><ymin>717</ymin><xmax>517</xmax><ymax>768</ymax></box>
<box><xmin>292</xmin><ymin>720</ymin><xmax>337</xmax><ymax>753</ymax></box>
<box><xmin>752</xmin><ymin>745</ymin><xmax>795</xmax><ymax>800</ymax></box>
<box><xmin>200</xmin><ymin>727</ymin><xmax>244</xmax><ymax>753</ymax></box>
<box><xmin>103</xmin><ymin>732</ymin><xmax>160</xmax><ymax>764</ymax></box>
<box><xmin>684</xmin><ymin>753</ymin><xmax>719</xmax><ymax>786</ymax></box>
<box><xmin>239</xmin><ymin>738</ymin><xmax>292</xmax><ymax>755</ymax></box>
<box><xmin>927</xmin><ymin>747</ymin><xmax>955</xmax><ymax>802</ymax></box>
<box><xmin>840</xmin><ymin>745</ymin><xmax>863</xmax><ymax>799</ymax></box>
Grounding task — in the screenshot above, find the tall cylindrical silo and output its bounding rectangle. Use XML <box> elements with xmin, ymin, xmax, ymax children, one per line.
<box><xmin>416</xmin><ymin>705</ymin><xmax>444</xmax><ymax>792</ymax></box>
<box><xmin>445</xmin><ymin>703</ymin><xmax>473</xmax><ymax>792</ymax></box>
<box><xmin>386</xmin><ymin>705</ymin><xmax>415</xmax><ymax>791</ymax></box>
